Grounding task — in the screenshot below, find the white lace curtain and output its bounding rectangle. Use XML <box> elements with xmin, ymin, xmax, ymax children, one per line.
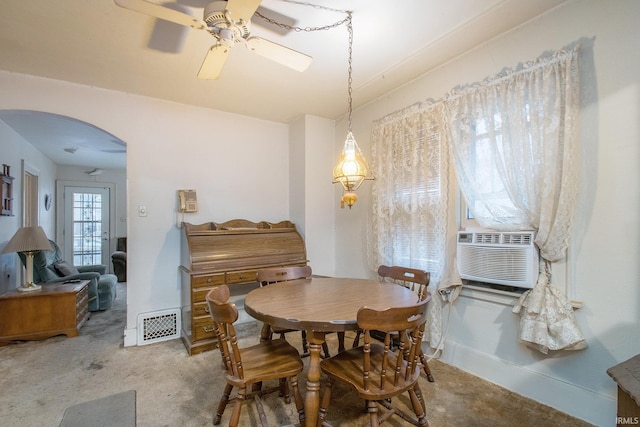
<box><xmin>369</xmin><ymin>102</ymin><xmax>461</xmax><ymax>351</ymax></box>
<box><xmin>369</xmin><ymin>46</ymin><xmax>586</xmax><ymax>354</ymax></box>
<box><xmin>446</xmin><ymin>47</ymin><xmax>586</xmax><ymax>353</ymax></box>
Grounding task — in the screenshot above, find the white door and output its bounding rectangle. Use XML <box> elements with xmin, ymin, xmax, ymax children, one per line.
<box><xmin>63</xmin><ymin>186</ymin><xmax>111</xmax><ymax>267</ymax></box>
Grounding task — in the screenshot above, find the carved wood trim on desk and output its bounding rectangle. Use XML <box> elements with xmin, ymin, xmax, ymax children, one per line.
<box><xmin>0</xmin><ymin>281</ymin><xmax>90</xmax><ymax>345</ymax></box>
<box><xmin>179</xmin><ymin>219</ymin><xmax>307</xmax><ymax>355</ymax></box>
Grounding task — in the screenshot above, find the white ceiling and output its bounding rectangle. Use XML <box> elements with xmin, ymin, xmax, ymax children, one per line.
<box><xmin>0</xmin><ymin>0</ymin><xmax>568</xmax><ymax>170</ymax></box>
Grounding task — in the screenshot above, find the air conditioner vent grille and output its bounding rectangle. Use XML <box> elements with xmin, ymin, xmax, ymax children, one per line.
<box><xmin>459</xmin><ymin>246</ymin><xmax>531</xmax><ymax>282</ymax></box>
<box><xmin>475</xmin><ymin>233</ymin><xmax>501</xmax><ymax>244</ymax></box>
<box><xmin>503</xmin><ymin>233</ymin><xmax>533</xmax><ymax>245</ymax></box>
<box><xmin>457</xmin><ymin>231</ymin><xmax>538</xmax><ymax>288</ymax></box>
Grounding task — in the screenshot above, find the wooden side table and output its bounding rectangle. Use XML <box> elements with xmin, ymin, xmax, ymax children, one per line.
<box><xmin>0</xmin><ymin>280</ymin><xmax>90</xmax><ymax>345</ymax></box>
<box><xmin>608</xmin><ymin>354</ymin><xmax>640</xmax><ymax>421</ymax></box>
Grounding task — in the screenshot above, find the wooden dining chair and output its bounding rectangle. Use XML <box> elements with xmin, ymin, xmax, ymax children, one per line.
<box><xmin>352</xmin><ymin>265</ymin><xmax>435</xmax><ymax>382</ymax></box>
<box><xmin>256</xmin><ymin>265</ymin><xmax>344</xmax><ymax>358</ymax></box>
<box><xmin>206</xmin><ymin>285</ymin><xmax>305</xmax><ymax>427</ymax></box>
<box><xmin>318</xmin><ymin>298</ymin><xmax>431</xmax><ymax>427</ymax></box>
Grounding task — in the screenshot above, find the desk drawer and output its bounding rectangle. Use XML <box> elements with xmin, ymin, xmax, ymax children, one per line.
<box><xmin>192</xmin><ymin>274</ymin><xmax>225</xmax><ymax>289</ymax></box>
<box><xmin>192</xmin><ymin>316</ymin><xmax>217</xmax><ymax>341</ymax></box>
<box><xmin>226</xmin><ymin>270</ymin><xmax>257</xmax><ymax>284</ymax></box>
<box><xmin>193</xmin><ymin>301</ymin><xmax>210</xmax><ymax>318</ymax></box>
<box><xmin>193</xmin><ymin>287</ymin><xmax>216</xmax><ymax>304</ymax></box>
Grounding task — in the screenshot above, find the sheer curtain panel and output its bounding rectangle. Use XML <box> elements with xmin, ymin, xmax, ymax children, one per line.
<box><xmin>369</xmin><ymin>102</ymin><xmax>461</xmax><ymax>352</ymax></box>
<box><xmin>446</xmin><ymin>47</ymin><xmax>586</xmax><ymax>353</ymax></box>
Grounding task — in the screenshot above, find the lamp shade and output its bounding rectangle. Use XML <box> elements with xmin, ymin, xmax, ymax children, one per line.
<box><xmin>1</xmin><ymin>226</ymin><xmax>52</xmax><ymax>254</ymax></box>
<box><xmin>332</xmin><ymin>132</ymin><xmax>373</xmax><ymax>193</ymax></box>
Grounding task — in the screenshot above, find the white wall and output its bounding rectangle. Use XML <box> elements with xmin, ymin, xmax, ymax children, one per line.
<box><xmin>0</xmin><ymin>71</ymin><xmax>292</xmax><ymax>345</ymax></box>
<box><xmin>2</xmin><ymin>0</ymin><xmax>638</xmax><ymax>424</ymax></box>
<box><xmin>290</xmin><ymin>115</ymin><xmax>336</xmax><ymax>276</ymax></box>
<box><xmin>338</xmin><ymin>0</ymin><xmax>640</xmax><ymax>425</ymax></box>
<box><xmin>0</xmin><ymin>119</ymin><xmax>57</xmax><ymax>293</ymax></box>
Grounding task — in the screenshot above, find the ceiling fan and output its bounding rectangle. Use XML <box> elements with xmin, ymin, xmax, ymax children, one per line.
<box><xmin>114</xmin><ymin>0</ymin><xmax>312</xmax><ymax>79</ymax></box>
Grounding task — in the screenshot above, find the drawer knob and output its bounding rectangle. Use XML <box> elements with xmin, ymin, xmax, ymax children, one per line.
<box><xmin>206</xmin><ymin>278</ymin><xmax>212</xmax><ymax>283</ymax></box>
<box><xmin>203</xmin><ymin>325</ymin><xmax>215</xmax><ymax>333</ymax></box>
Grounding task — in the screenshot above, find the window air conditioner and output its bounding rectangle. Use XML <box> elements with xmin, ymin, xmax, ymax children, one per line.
<box><xmin>457</xmin><ymin>230</ymin><xmax>539</xmax><ymax>289</ymax></box>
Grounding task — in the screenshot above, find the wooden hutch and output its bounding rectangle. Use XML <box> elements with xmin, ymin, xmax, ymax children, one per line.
<box><xmin>179</xmin><ymin>219</ymin><xmax>307</xmax><ymax>355</ymax></box>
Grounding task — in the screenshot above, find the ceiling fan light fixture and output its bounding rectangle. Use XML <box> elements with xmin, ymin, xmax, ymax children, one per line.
<box><xmin>115</xmin><ymin>0</ymin><xmax>310</xmax><ymax>79</ymax></box>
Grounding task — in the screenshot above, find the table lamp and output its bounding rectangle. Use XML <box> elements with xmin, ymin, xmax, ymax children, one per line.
<box><xmin>1</xmin><ymin>226</ymin><xmax>52</xmax><ymax>292</ymax></box>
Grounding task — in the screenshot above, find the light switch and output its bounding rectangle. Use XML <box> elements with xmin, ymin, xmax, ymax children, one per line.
<box><xmin>138</xmin><ymin>205</ymin><xmax>147</xmax><ymax>217</ymax></box>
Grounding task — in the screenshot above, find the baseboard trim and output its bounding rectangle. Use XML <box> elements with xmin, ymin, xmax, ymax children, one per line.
<box><xmin>124</xmin><ymin>327</ymin><xmax>137</xmax><ymax>347</ymax></box>
<box><xmin>438</xmin><ymin>340</ymin><xmax>615</xmax><ymax>427</ymax></box>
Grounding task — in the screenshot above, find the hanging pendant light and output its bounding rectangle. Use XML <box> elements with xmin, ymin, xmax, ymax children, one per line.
<box><xmin>332</xmin><ymin>12</ymin><xmax>373</xmax><ymax>209</ymax></box>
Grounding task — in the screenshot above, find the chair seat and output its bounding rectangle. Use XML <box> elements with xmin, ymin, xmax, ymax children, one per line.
<box><xmin>320</xmin><ymin>343</ymin><xmax>421</xmax><ymax>400</ymax></box>
<box><xmin>225</xmin><ymin>338</ymin><xmax>304</xmax><ymax>387</ymax></box>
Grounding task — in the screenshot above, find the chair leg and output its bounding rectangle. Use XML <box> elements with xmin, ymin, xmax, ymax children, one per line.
<box><xmin>337</xmin><ymin>332</ymin><xmax>345</xmax><ymax>353</ymax></box>
<box><xmin>367</xmin><ymin>400</ymin><xmax>380</xmax><ymax>427</ymax></box>
<box><xmin>279</xmin><ymin>377</ymin><xmax>291</xmax><ymax>403</ymax></box>
<box><xmin>413</xmin><ymin>379</ymin><xmax>426</xmax><ymax>413</ymax></box>
<box><xmin>408</xmin><ymin>384</ymin><xmax>429</xmax><ymax>426</ymax></box>
<box><xmin>229</xmin><ymin>386</ymin><xmax>246</xmax><ymax>427</ymax></box>
<box><xmin>213</xmin><ymin>383</ymin><xmax>233</xmax><ymax>425</ymax></box>
<box><xmin>322</xmin><ymin>342</ymin><xmax>331</xmax><ymax>358</ymax></box>
<box><xmin>318</xmin><ymin>380</ymin><xmax>333</xmax><ymax>424</ymax></box>
<box><xmin>418</xmin><ymin>347</ymin><xmax>435</xmax><ymax>382</ymax></box>
<box><xmin>253</xmin><ymin>394</ymin><xmax>269</xmax><ymax>427</ymax></box>
<box><xmin>290</xmin><ymin>375</ymin><xmax>305</xmax><ymax>426</ymax></box>
<box><xmin>352</xmin><ymin>330</ymin><xmax>362</xmax><ymax>348</ymax></box>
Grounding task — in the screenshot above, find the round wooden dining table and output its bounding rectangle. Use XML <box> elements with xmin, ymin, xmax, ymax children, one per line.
<box><xmin>244</xmin><ymin>277</ymin><xmax>421</xmax><ymax>427</ymax></box>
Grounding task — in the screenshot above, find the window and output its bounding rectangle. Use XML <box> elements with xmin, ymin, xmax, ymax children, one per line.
<box><xmin>369</xmin><ymin>105</ymin><xmax>452</xmax><ymax>285</ymax></box>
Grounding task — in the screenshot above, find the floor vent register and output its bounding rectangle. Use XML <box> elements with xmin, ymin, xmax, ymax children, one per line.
<box><xmin>137</xmin><ymin>309</ymin><xmax>181</xmax><ymax>345</ymax></box>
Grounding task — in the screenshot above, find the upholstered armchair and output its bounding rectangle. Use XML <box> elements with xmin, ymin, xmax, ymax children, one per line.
<box><xmin>111</xmin><ymin>237</ymin><xmax>126</xmax><ymax>282</ymax></box>
<box><xmin>21</xmin><ymin>239</ymin><xmax>118</xmax><ymax>311</ymax></box>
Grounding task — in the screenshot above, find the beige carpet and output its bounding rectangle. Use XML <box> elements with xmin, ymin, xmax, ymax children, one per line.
<box><xmin>0</xmin><ymin>282</ymin><xmax>594</xmax><ymax>427</ymax></box>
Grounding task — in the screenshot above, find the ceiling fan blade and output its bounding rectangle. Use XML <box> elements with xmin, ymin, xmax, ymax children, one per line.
<box><xmin>246</xmin><ymin>37</ymin><xmax>312</xmax><ymax>72</ymax></box>
<box><xmin>198</xmin><ymin>45</ymin><xmax>230</xmax><ymax>79</ymax></box>
<box><xmin>225</xmin><ymin>0</ymin><xmax>262</xmax><ymax>23</ymax></box>
<box><xmin>114</xmin><ymin>0</ymin><xmax>207</xmax><ymax>29</ymax></box>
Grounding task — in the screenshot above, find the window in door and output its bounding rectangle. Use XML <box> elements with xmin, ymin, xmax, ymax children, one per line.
<box><xmin>62</xmin><ymin>186</ymin><xmax>111</xmax><ymax>267</ymax></box>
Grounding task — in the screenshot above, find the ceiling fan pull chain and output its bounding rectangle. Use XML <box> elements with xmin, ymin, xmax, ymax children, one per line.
<box><xmin>254</xmin><ymin>1</ymin><xmax>351</xmax><ymax>34</ymax></box>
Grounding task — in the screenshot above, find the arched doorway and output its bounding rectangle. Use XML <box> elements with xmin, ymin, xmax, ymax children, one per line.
<box><xmin>0</xmin><ymin>109</ymin><xmax>127</xmax><ymax>297</ymax></box>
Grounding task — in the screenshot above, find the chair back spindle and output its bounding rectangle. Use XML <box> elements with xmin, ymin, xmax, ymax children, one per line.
<box><xmin>359</xmin><ymin>300</ymin><xmax>428</xmax><ymax>390</ymax></box>
<box><xmin>207</xmin><ymin>285</ymin><xmax>244</xmax><ymax>379</ymax></box>
<box><xmin>319</xmin><ymin>298</ymin><xmax>430</xmax><ymax>426</ymax></box>
<box><xmin>376</xmin><ymin>265</ymin><xmax>435</xmax><ymax>382</ymax></box>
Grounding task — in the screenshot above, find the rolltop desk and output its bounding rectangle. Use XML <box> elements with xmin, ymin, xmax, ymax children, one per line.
<box><xmin>179</xmin><ymin>219</ymin><xmax>307</xmax><ymax>355</ymax></box>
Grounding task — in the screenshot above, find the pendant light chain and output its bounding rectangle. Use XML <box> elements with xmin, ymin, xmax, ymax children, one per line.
<box><xmin>346</xmin><ymin>12</ymin><xmax>353</xmax><ymax>132</ymax></box>
<box><xmin>255</xmin><ymin>4</ymin><xmax>354</xmax><ymax>130</ymax></box>
<box><xmin>254</xmin><ymin>2</ymin><xmax>371</xmax><ymax>208</ymax></box>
